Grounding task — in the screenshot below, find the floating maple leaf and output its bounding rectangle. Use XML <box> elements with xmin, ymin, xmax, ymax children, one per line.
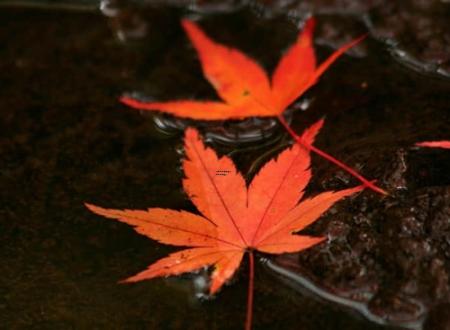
<box><xmin>416</xmin><ymin>141</ymin><xmax>450</xmax><ymax>149</ymax></box>
<box><xmin>121</xmin><ymin>18</ymin><xmax>362</xmax><ymax>120</ymax></box>
<box><xmin>85</xmin><ymin>123</ymin><xmax>364</xmax><ymax>330</ymax></box>
<box><xmin>121</xmin><ymin>18</ymin><xmax>385</xmax><ymax>195</ymax></box>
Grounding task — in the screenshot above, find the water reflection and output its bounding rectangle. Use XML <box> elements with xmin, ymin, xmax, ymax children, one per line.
<box><xmin>265</xmin><ymin>258</ymin><xmax>426</xmax><ymax>329</ymax></box>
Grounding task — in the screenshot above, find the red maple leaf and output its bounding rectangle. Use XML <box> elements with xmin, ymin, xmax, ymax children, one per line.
<box><xmin>85</xmin><ymin>123</ymin><xmax>364</xmax><ymax>330</ymax></box>
<box><xmin>122</xmin><ymin>18</ymin><xmax>361</xmax><ymax>120</ymax></box>
<box><xmin>121</xmin><ymin>18</ymin><xmax>385</xmax><ymax>195</ymax></box>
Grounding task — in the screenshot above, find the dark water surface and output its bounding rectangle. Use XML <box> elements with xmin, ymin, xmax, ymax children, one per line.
<box><xmin>1</xmin><ymin>1</ymin><xmax>449</xmax><ymax>329</ymax></box>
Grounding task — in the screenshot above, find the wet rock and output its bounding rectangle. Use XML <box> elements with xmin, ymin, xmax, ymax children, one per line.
<box><xmin>250</xmin><ymin>0</ymin><xmax>382</xmax><ymax>17</ymax></box>
<box><xmin>424</xmin><ymin>303</ymin><xmax>450</xmax><ymax>330</ymax></box>
<box><xmin>272</xmin><ymin>182</ymin><xmax>450</xmax><ymax>327</ymax></box>
<box><xmin>365</xmin><ymin>0</ymin><xmax>450</xmax><ymax>77</ymax></box>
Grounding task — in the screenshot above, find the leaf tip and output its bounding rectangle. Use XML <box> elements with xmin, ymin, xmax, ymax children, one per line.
<box><xmin>334</xmin><ymin>184</ymin><xmax>367</xmax><ymax>199</ymax></box>
<box><xmin>119</xmin><ymin>95</ymin><xmax>142</xmax><ymax>109</ymax></box>
<box><xmin>209</xmin><ymin>284</ymin><xmax>220</xmax><ymax>296</ymax></box>
<box><xmin>315</xmin><ymin>235</ymin><xmax>327</xmax><ymax>245</ymax></box>
<box><xmin>296</xmin><ymin>16</ymin><xmax>316</xmax><ymax>46</ymax></box>
<box><xmin>84</xmin><ymin>202</ymin><xmax>97</xmax><ymax>212</ymax></box>
<box><xmin>181</xmin><ymin>19</ymin><xmax>201</xmax><ymax>38</ymax></box>
<box><xmin>300</xmin><ymin>118</ymin><xmax>325</xmax><ymax>145</ymax></box>
<box><xmin>118</xmin><ymin>278</ymin><xmax>133</xmax><ymax>284</ymax></box>
<box><xmin>184</xmin><ymin>126</ymin><xmax>200</xmax><ymax>141</ymax></box>
<box><xmin>303</xmin><ymin>16</ymin><xmax>316</xmax><ymax>34</ymax></box>
<box><xmin>180</xmin><ymin>19</ymin><xmax>192</xmax><ymax>29</ymax></box>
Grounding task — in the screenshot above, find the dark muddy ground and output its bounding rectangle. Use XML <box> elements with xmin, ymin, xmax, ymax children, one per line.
<box><xmin>1</xmin><ymin>1</ymin><xmax>449</xmax><ymax>329</ymax></box>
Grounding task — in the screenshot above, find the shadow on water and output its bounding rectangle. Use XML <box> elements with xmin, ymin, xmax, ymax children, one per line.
<box><xmin>1</xmin><ymin>0</ymin><xmax>449</xmax><ymax>329</ymax></box>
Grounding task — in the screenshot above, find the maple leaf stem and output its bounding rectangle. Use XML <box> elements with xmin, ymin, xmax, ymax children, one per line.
<box><xmin>276</xmin><ymin>115</ymin><xmax>387</xmax><ymax>195</ymax></box>
<box><xmin>245</xmin><ymin>251</ymin><xmax>255</xmax><ymax>330</ymax></box>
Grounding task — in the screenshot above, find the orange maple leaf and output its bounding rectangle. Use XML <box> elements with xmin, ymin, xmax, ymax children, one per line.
<box><xmin>121</xmin><ymin>18</ymin><xmax>362</xmax><ymax>120</ymax></box>
<box><xmin>85</xmin><ymin>123</ymin><xmax>364</xmax><ymax>330</ymax></box>
<box><xmin>120</xmin><ymin>18</ymin><xmax>386</xmax><ymax>195</ymax></box>
<box><xmin>416</xmin><ymin>141</ymin><xmax>450</xmax><ymax>149</ymax></box>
